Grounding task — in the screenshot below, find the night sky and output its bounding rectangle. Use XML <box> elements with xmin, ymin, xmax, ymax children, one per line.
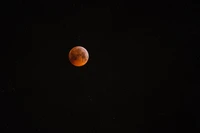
<box><xmin>0</xmin><ymin>1</ymin><xmax>200</xmax><ymax>133</ymax></box>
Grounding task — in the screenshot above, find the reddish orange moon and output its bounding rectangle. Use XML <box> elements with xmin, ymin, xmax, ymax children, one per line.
<box><xmin>69</xmin><ymin>46</ymin><xmax>89</xmax><ymax>67</ymax></box>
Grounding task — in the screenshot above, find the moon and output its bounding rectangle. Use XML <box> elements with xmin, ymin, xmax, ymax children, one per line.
<box><xmin>69</xmin><ymin>46</ymin><xmax>89</xmax><ymax>67</ymax></box>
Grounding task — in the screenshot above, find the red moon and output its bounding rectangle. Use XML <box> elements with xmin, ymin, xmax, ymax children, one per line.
<box><xmin>69</xmin><ymin>46</ymin><xmax>89</xmax><ymax>67</ymax></box>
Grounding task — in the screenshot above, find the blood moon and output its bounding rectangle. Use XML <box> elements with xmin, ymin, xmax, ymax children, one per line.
<box><xmin>69</xmin><ymin>46</ymin><xmax>89</xmax><ymax>67</ymax></box>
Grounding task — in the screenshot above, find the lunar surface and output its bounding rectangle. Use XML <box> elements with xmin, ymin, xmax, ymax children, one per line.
<box><xmin>69</xmin><ymin>46</ymin><xmax>89</xmax><ymax>67</ymax></box>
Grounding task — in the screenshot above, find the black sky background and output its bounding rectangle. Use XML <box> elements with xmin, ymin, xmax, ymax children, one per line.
<box><xmin>0</xmin><ymin>0</ymin><xmax>200</xmax><ymax>133</ymax></box>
